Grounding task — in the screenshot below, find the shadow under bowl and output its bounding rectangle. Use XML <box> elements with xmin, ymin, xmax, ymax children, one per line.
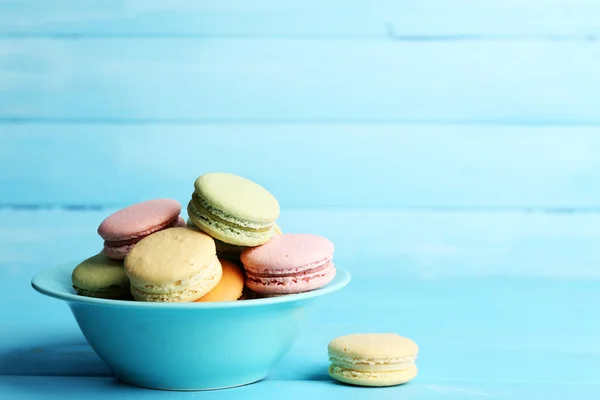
<box><xmin>31</xmin><ymin>263</ymin><xmax>350</xmax><ymax>391</ymax></box>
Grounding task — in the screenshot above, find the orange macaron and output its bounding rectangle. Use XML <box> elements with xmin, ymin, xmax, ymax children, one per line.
<box><xmin>195</xmin><ymin>258</ymin><xmax>245</xmax><ymax>302</ymax></box>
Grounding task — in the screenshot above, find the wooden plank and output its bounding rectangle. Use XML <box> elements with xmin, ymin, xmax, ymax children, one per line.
<box><xmin>2</xmin><ymin>40</ymin><xmax>599</xmax><ymax>123</ymax></box>
<box><xmin>1</xmin><ymin>0</ymin><xmax>600</xmax><ymax>37</ymax></box>
<box><xmin>2</xmin><ymin>125</ymin><xmax>600</xmax><ymax>208</ymax></box>
<box><xmin>3</xmin><ymin>209</ymin><xmax>600</xmax><ymax>281</ymax></box>
<box><xmin>2</xmin><ymin>376</ymin><xmax>600</xmax><ymax>399</ymax></box>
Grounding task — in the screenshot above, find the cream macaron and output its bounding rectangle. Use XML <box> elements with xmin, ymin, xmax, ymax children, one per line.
<box><xmin>328</xmin><ymin>333</ymin><xmax>419</xmax><ymax>387</ymax></box>
<box><xmin>124</xmin><ymin>227</ymin><xmax>222</xmax><ymax>302</ymax></box>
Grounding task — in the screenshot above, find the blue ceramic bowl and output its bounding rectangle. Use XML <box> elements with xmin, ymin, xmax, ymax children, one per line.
<box><xmin>32</xmin><ymin>264</ymin><xmax>350</xmax><ymax>391</ymax></box>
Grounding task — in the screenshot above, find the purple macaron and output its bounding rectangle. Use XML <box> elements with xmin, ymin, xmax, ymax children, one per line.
<box><xmin>98</xmin><ymin>199</ymin><xmax>186</xmax><ymax>259</ymax></box>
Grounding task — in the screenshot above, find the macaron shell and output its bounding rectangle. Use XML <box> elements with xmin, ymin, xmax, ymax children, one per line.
<box><xmin>195</xmin><ymin>259</ymin><xmax>244</xmax><ymax>302</ymax></box>
<box><xmin>98</xmin><ymin>198</ymin><xmax>181</xmax><ymax>241</ymax></box>
<box><xmin>328</xmin><ymin>334</ymin><xmax>419</xmax><ymax>360</ymax></box>
<box><xmin>193</xmin><ymin>172</ymin><xmax>280</xmax><ymax>223</ymax></box>
<box><xmin>125</xmin><ymin>227</ymin><xmax>216</xmax><ymax>285</ymax></box>
<box><xmin>71</xmin><ymin>253</ymin><xmax>130</xmax><ymax>299</ymax></box>
<box><xmin>101</xmin><ymin>214</ymin><xmax>184</xmax><ymax>260</ymax></box>
<box><xmin>241</xmin><ymin>234</ymin><xmax>334</xmax><ymax>273</ymax></box>
<box><xmin>328</xmin><ymin>365</ymin><xmax>417</xmax><ymax>387</ymax></box>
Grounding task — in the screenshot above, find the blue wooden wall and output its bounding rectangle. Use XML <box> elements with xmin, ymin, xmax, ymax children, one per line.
<box><xmin>1</xmin><ymin>0</ymin><xmax>599</xmax><ymax>209</ymax></box>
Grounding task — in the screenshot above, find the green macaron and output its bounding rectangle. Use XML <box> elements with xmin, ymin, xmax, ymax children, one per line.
<box><xmin>187</xmin><ymin>218</ymin><xmax>283</xmax><ymax>261</ymax></box>
<box><xmin>71</xmin><ymin>253</ymin><xmax>130</xmax><ymax>299</ymax></box>
<box><xmin>187</xmin><ymin>172</ymin><xmax>280</xmax><ymax>247</ymax></box>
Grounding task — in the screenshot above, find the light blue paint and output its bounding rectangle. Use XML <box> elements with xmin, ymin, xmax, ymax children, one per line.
<box><xmin>2</xmin><ymin>126</ymin><xmax>600</xmax><ymax>208</ymax></box>
<box><xmin>2</xmin><ymin>40</ymin><xmax>600</xmax><ymax>123</ymax></box>
<box><xmin>2</xmin><ymin>0</ymin><xmax>600</xmax><ymax>37</ymax></box>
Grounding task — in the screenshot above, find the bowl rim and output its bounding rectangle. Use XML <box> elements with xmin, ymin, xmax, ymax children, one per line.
<box><xmin>31</xmin><ymin>262</ymin><xmax>351</xmax><ymax>309</ymax></box>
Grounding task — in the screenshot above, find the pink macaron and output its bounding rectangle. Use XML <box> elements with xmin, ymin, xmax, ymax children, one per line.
<box><xmin>98</xmin><ymin>199</ymin><xmax>186</xmax><ymax>259</ymax></box>
<box><xmin>241</xmin><ymin>233</ymin><xmax>336</xmax><ymax>295</ymax></box>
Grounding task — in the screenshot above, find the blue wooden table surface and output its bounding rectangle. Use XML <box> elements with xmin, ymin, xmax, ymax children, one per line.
<box><xmin>1</xmin><ymin>1</ymin><xmax>600</xmax><ymax>398</ymax></box>
<box><xmin>2</xmin><ymin>209</ymin><xmax>600</xmax><ymax>399</ymax></box>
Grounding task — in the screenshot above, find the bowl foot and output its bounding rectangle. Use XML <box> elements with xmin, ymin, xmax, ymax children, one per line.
<box><xmin>116</xmin><ymin>374</ymin><xmax>267</xmax><ymax>391</ymax></box>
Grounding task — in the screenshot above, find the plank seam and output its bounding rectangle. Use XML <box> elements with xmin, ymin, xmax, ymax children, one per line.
<box><xmin>3</xmin><ymin>118</ymin><xmax>600</xmax><ymax>126</ymax></box>
<box><xmin>2</xmin><ymin>205</ymin><xmax>600</xmax><ymax>214</ymax></box>
<box><xmin>0</xmin><ymin>32</ymin><xmax>599</xmax><ymax>42</ymax></box>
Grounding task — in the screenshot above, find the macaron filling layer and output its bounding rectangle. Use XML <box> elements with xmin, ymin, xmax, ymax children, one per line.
<box><xmin>103</xmin><ymin>216</ymin><xmax>181</xmax><ymax>247</ymax></box>
<box><xmin>330</xmin><ymin>355</ymin><xmax>416</xmax><ymax>366</ymax></box>
<box><xmin>191</xmin><ymin>194</ymin><xmax>274</xmax><ymax>232</ymax></box>
<box><xmin>188</xmin><ymin>203</ymin><xmax>275</xmax><ymax>244</ymax></box>
<box><xmin>244</xmin><ymin>256</ymin><xmax>333</xmax><ymax>277</ymax></box>
<box><xmin>188</xmin><ymin>221</ymin><xmax>247</xmax><ymax>259</ymax></box>
<box><xmin>329</xmin><ymin>355</ymin><xmax>417</xmax><ymax>372</ymax></box>
<box><xmin>245</xmin><ymin>261</ymin><xmax>335</xmax><ymax>291</ymax></box>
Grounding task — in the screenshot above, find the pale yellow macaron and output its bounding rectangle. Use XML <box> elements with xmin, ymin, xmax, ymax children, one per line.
<box><xmin>124</xmin><ymin>227</ymin><xmax>222</xmax><ymax>302</ymax></box>
<box><xmin>328</xmin><ymin>333</ymin><xmax>418</xmax><ymax>387</ymax></box>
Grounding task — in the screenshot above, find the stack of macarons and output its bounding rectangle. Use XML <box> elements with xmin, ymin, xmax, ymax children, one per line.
<box><xmin>71</xmin><ymin>172</ymin><xmax>336</xmax><ymax>302</ymax></box>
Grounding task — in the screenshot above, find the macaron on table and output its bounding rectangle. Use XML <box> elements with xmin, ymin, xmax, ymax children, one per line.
<box><xmin>328</xmin><ymin>334</ymin><xmax>419</xmax><ymax>386</ymax></box>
